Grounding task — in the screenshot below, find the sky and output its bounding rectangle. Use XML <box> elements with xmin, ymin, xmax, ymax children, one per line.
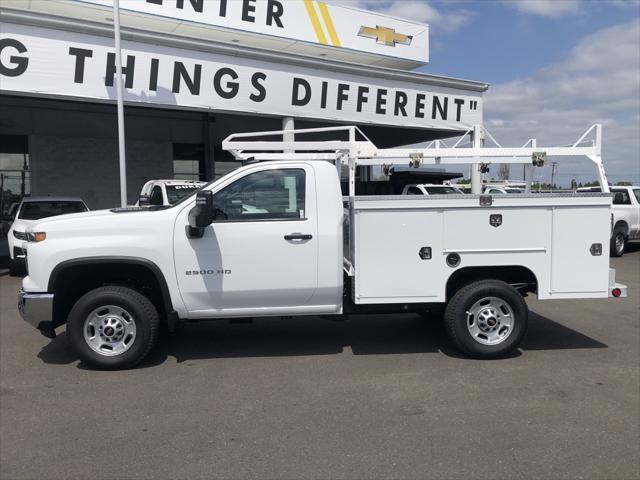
<box><xmin>331</xmin><ymin>0</ymin><xmax>640</xmax><ymax>186</ymax></box>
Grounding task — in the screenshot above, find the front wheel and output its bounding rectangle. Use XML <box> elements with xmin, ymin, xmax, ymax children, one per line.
<box><xmin>67</xmin><ymin>286</ymin><xmax>159</xmax><ymax>370</ymax></box>
<box><xmin>444</xmin><ymin>280</ymin><xmax>528</xmax><ymax>359</ymax></box>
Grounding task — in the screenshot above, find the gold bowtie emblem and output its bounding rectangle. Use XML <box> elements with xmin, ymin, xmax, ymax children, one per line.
<box><xmin>358</xmin><ymin>25</ymin><xmax>412</xmax><ymax>47</ymax></box>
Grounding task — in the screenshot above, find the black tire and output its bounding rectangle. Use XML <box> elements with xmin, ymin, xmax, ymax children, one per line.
<box><xmin>8</xmin><ymin>260</ymin><xmax>20</xmax><ymax>277</ymax></box>
<box><xmin>610</xmin><ymin>227</ymin><xmax>626</xmax><ymax>257</ymax></box>
<box><xmin>67</xmin><ymin>286</ymin><xmax>159</xmax><ymax>370</ymax></box>
<box><xmin>444</xmin><ymin>280</ymin><xmax>528</xmax><ymax>359</ymax></box>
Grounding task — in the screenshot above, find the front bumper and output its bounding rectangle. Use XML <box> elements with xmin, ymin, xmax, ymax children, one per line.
<box><xmin>18</xmin><ymin>290</ymin><xmax>56</xmax><ymax>338</ymax></box>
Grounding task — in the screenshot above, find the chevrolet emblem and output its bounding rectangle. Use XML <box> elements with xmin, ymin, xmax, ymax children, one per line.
<box><xmin>358</xmin><ymin>25</ymin><xmax>412</xmax><ymax>47</ymax></box>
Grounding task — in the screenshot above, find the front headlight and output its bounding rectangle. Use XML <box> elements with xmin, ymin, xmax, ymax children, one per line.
<box><xmin>13</xmin><ymin>230</ymin><xmax>28</xmax><ymax>241</ymax></box>
<box><xmin>27</xmin><ymin>232</ymin><xmax>46</xmax><ymax>242</ymax></box>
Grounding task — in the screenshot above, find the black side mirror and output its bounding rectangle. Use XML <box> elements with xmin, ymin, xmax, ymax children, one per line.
<box><xmin>189</xmin><ymin>190</ymin><xmax>215</xmax><ymax>229</ymax></box>
<box><xmin>138</xmin><ymin>195</ymin><xmax>150</xmax><ymax>206</ymax></box>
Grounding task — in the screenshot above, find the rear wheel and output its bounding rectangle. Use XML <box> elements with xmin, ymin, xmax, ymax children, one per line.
<box><xmin>67</xmin><ymin>286</ymin><xmax>159</xmax><ymax>370</ymax></box>
<box><xmin>610</xmin><ymin>227</ymin><xmax>626</xmax><ymax>257</ymax></box>
<box><xmin>444</xmin><ymin>280</ymin><xmax>528</xmax><ymax>359</ymax></box>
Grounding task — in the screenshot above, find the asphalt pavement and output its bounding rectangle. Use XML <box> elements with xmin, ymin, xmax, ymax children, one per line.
<box><xmin>1</xmin><ymin>249</ymin><xmax>638</xmax><ymax>480</ymax></box>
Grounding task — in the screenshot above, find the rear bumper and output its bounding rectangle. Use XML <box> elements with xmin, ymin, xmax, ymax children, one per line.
<box><xmin>18</xmin><ymin>290</ymin><xmax>56</xmax><ymax>338</ymax></box>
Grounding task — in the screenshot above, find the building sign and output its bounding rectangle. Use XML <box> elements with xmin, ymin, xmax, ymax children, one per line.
<box><xmin>0</xmin><ymin>23</ymin><xmax>483</xmax><ymax>131</ymax></box>
<box><xmin>76</xmin><ymin>0</ymin><xmax>429</xmax><ymax>64</ymax></box>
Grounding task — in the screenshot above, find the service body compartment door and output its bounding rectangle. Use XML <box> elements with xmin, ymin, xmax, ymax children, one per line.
<box><xmin>354</xmin><ymin>209</ymin><xmax>444</xmax><ymax>303</ymax></box>
<box><xmin>173</xmin><ymin>165</ymin><xmax>319</xmax><ymax>317</ymax></box>
<box><xmin>550</xmin><ymin>206</ymin><xmax>610</xmax><ymax>295</ymax></box>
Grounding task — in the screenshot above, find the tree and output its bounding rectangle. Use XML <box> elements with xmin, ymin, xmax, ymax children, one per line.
<box><xmin>615</xmin><ymin>181</ymin><xmax>632</xmax><ymax>186</ymax></box>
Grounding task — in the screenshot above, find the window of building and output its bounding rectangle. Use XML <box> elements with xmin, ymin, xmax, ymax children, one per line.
<box><xmin>0</xmin><ymin>135</ymin><xmax>30</xmax><ymax>217</ymax></box>
<box><xmin>173</xmin><ymin>143</ymin><xmax>204</xmax><ymax>181</ymax></box>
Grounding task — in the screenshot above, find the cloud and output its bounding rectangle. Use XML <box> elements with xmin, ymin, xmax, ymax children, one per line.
<box><xmin>485</xmin><ymin>19</ymin><xmax>640</xmax><ymax>184</ymax></box>
<box><xmin>327</xmin><ymin>0</ymin><xmax>475</xmax><ymax>32</ymax></box>
<box><xmin>501</xmin><ymin>0</ymin><xmax>582</xmax><ymax>18</ymax></box>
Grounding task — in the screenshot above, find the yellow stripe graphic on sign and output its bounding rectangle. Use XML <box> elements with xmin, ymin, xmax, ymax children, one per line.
<box><xmin>304</xmin><ymin>0</ymin><xmax>328</xmax><ymax>45</ymax></box>
<box><xmin>318</xmin><ymin>2</ymin><xmax>341</xmax><ymax>47</ymax></box>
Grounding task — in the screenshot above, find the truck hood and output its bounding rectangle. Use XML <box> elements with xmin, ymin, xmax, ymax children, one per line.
<box><xmin>27</xmin><ymin>207</ymin><xmax>171</xmax><ymax>232</ymax></box>
<box><xmin>25</xmin><ymin>206</ymin><xmax>176</xmax><ymax>233</ymax></box>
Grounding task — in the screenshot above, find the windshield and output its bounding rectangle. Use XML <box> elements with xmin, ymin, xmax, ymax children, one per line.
<box><xmin>505</xmin><ymin>188</ymin><xmax>524</xmax><ymax>193</ymax></box>
<box><xmin>165</xmin><ymin>185</ymin><xmax>202</xmax><ymax>204</ymax></box>
<box><xmin>423</xmin><ymin>186</ymin><xmax>462</xmax><ymax>194</ymax></box>
<box><xmin>19</xmin><ymin>201</ymin><xmax>88</xmax><ymax>220</ymax></box>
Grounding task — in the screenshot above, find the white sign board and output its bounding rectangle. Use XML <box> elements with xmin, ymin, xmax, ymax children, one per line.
<box><xmin>76</xmin><ymin>0</ymin><xmax>429</xmax><ymax>64</ymax></box>
<box><xmin>0</xmin><ymin>23</ymin><xmax>483</xmax><ymax>131</ymax></box>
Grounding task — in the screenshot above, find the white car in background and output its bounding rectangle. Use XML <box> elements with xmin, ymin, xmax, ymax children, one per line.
<box><xmin>402</xmin><ymin>184</ymin><xmax>464</xmax><ymax>195</ymax></box>
<box><xmin>579</xmin><ymin>186</ymin><xmax>640</xmax><ymax>257</ymax></box>
<box><xmin>8</xmin><ymin>197</ymin><xmax>89</xmax><ymax>275</ymax></box>
<box><xmin>484</xmin><ymin>186</ymin><xmax>525</xmax><ymax>194</ymax></box>
<box><xmin>138</xmin><ymin>179</ymin><xmax>206</xmax><ymax>207</ymax></box>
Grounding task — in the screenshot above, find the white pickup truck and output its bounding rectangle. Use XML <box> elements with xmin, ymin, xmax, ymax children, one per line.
<box><xmin>137</xmin><ymin>179</ymin><xmax>206</xmax><ymax>206</ymax></box>
<box><xmin>18</xmin><ymin>125</ymin><xmax>627</xmax><ymax>369</ymax></box>
<box><xmin>578</xmin><ymin>186</ymin><xmax>640</xmax><ymax>256</ymax></box>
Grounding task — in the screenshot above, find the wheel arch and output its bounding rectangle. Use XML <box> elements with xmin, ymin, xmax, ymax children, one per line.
<box><xmin>48</xmin><ymin>257</ymin><xmax>175</xmax><ymax>328</ymax></box>
<box><xmin>446</xmin><ymin>265</ymin><xmax>538</xmax><ymax>301</ymax></box>
<box><xmin>613</xmin><ymin>220</ymin><xmax>629</xmax><ymax>235</ymax></box>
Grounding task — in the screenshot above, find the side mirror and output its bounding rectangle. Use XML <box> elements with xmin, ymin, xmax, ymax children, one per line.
<box><xmin>189</xmin><ymin>190</ymin><xmax>215</xmax><ymax>229</ymax></box>
<box><xmin>138</xmin><ymin>195</ymin><xmax>150</xmax><ymax>206</ymax></box>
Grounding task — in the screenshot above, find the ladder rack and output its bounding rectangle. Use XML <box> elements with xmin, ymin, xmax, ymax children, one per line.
<box><xmin>222</xmin><ymin>124</ymin><xmax>608</xmax><ymax>194</ymax></box>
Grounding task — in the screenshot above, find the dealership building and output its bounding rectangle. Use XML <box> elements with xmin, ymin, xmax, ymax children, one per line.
<box><xmin>0</xmin><ymin>0</ymin><xmax>488</xmax><ymax>209</ymax></box>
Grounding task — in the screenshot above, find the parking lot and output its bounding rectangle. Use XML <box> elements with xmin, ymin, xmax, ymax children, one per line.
<box><xmin>0</xmin><ymin>250</ymin><xmax>638</xmax><ymax>480</ymax></box>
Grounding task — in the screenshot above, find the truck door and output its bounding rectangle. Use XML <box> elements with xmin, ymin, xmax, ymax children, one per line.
<box><xmin>173</xmin><ymin>165</ymin><xmax>319</xmax><ymax>317</ymax></box>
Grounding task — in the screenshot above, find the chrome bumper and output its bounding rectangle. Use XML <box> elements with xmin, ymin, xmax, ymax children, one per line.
<box><xmin>18</xmin><ymin>290</ymin><xmax>56</xmax><ymax>338</ymax></box>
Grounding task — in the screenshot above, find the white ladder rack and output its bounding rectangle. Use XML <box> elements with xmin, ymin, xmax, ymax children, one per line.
<box><xmin>222</xmin><ymin>124</ymin><xmax>608</xmax><ymax>195</ymax></box>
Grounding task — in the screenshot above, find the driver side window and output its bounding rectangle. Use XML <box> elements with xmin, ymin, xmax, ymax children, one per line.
<box><xmin>213</xmin><ymin>169</ymin><xmax>306</xmax><ymax>221</ymax></box>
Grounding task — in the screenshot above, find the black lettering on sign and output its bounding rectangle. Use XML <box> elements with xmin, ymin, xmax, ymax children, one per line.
<box><xmin>320</xmin><ymin>81</ymin><xmax>328</xmax><ymax>109</ymax></box>
<box><xmin>214</xmin><ymin>67</ymin><xmax>239</xmax><ymax>99</ymax></box>
<box><xmin>336</xmin><ymin>83</ymin><xmax>350</xmax><ymax>111</ymax></box>
<box><xmin>249</xmin><ymin>71</ymin><xmax>267</xmax><ymax>102</ymax></box>
<box><xmin>292</xmin><ymin>77</ymin><xmax>311</xmax><ymax>106</ymax></box>
<box><xmin>177</xmin><ymin>0</ymin><xmax>203</xmax><ymax>12</ymax></box>
<box><xmin>394</xmin><ymin>91</ymin><xmax>408</xmax><ymax>117</ymax></box>
<box><xmin>356</xmin><ymin>86</ymin><xmax>369</xmax><ymax>113</ymax></box>
<box><xmin>105</xmin><ymin>52</ymin><xmax>135</xmax><ymax>88</ymax></box>
<box><xmin>376</xmin><ymin>89</ymin><xmax>387</xmax><ymax>115</ymax></box>
<box><xmin>432</xmin><ymin>96</ymin><xmax>448</xmax><ymax>121</ymax></box>
<box><xmin>68</xmin><ymin>47</ymin><xmax>92</xmax><ymax>83</ymax></box>
<box><xmin>149</xmin><ymin>58</ymin><xmax>159</xmax><ymax>91</ymax></box>
<box><xmin>0</xmin><ymin>39</ymin><xmax>28</xmax><ymax>77</ymax></box>
<box><xmin>172</xmin><ymin>62</ymin><xmax>201</xmax><ymax>94</ymax></box>
<box><xmin>454</xmin><ymin>98</ymin><xmax>465</xmax><ymax>122</ymax></box>
<box><xmin>242</xmin><ymin>0</ymin><xmax>257</xmax><ymax>22</ymax></box>
<box><xmin>267</xmin><ymin>0</ymin><xmax>284</xmax><ymax>28</ymax></box>
<box><xmin>415</xmin><ymin>93</ymin><xmax>426</xmax><ymax>118</ymax></box>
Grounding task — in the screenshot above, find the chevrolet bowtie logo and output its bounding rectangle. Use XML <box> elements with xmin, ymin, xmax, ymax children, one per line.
<box><xmin>358</xmin><ymin>25</ymin><xmax>412</xmax><ymax>47</ymax></box>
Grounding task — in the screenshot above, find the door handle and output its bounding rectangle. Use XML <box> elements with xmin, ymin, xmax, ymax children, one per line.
<box><xmin>284</xmin><ymin>233</ymin><xmax>313</xmax><ymax>240</ymax></box>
